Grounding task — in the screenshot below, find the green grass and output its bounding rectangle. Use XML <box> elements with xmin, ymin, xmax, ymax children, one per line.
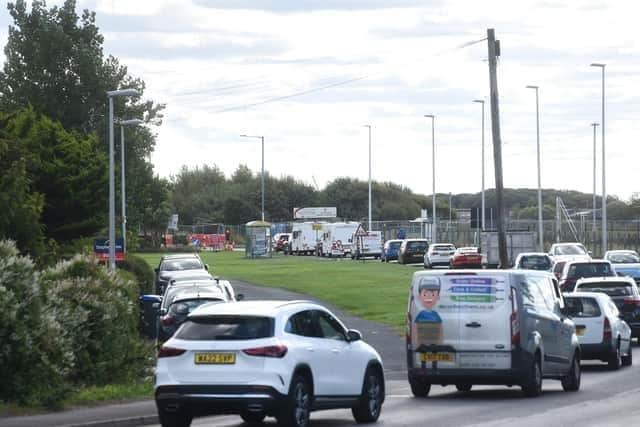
<box><xmin>137</xmin><ymin>251</ymin><xmax>417</xmax><ymax>330</ymax></box>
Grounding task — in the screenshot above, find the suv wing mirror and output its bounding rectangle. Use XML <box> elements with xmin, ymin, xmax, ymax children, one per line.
<box><xmin>347</xmin><ymin>329</ymin><xmax>362</xmax><ymax>342</ymax></box>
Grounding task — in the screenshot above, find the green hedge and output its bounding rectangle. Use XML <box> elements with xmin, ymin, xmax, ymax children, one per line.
<box><xmin>0</xmin><ymin>240</ymin><xmax>153</xmax><ymax>408</ymax></box>
<box><xmin>119</xmin><ymin>253</ymin><xmax>155</xmax><ymax>294</ymax></box>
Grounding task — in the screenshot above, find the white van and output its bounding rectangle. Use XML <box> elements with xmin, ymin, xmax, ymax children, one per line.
<box><xmin>319</xmin><ymin>222</ymin><xmax>361</xmax><ymax>257</ymax></box>
<box><xmin>406</xmin><ymin>270</ymin><xmax>580</xmax><ymax>397</ymax></box>
<box><xmin>351</xmin><ymin>231</ymin><xmax>383</xmax><ymax>260</ymax></box>
<box><xmin>289</xmin><ymin>222</ymin><xmax>325</xmax><ymax>256</ymax></box>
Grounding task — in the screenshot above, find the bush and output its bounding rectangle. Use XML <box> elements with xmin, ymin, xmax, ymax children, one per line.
<box><xmin>119</xmin><ymin>253</ymin><xmax>155</xmax><ymax>294</ymax></box>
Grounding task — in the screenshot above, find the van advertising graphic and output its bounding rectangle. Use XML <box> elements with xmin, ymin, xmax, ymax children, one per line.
<box><xmin>413</xmin><ymin>277</ymin><xmax>443</xmax><ymax>347</ymax></box>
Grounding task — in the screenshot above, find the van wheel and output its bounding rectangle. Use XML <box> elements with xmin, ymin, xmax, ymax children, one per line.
<box><xmin>352</xmin><ymin>367</ymin><xmax>384</xmax><ymax>423</ymax></box>
<box><xmin>455</xmin><ymin>383</ymin><xmax>472</xmax><ymax>392</ymax></box>
<box><xmin>521</xmin><ymin>356</ymin><xmax>542</xmax><ymax>397</ymax></box>
<box><xmin>608</xmin><ymin>341</ymin><xmax>622</xmax><ymax>370</ymax></box>
<box><xmin>409</xmin><ymin>379</ymin><xmax>431</xmax><ymax>398</ymax></box>
<box><xmin>622</xmin><ymin>343</ymin><xmax>633</xmax><ymax>366</ymax></box>
<box><xmin>561</xmin><ymin>353</ymin><xmax>581</xmax><ymax>392</ymax></box>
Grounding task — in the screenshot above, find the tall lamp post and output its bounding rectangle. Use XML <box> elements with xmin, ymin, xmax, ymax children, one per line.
<box><xmin>425</xmin><ymin>114</ymin><xmax>436</xmax><ymax>243</ymax></box>
<box><xmin>591</xmin><ymin>122</ymin><xmax>599</xmax><ymax>232</ymax></box>
<box><xmin>473</xmin><ymin>99</ymin><xmax>486</xmax><ymax>231</ymax></box>
<box><xmin>106</xmin><ymin>88</ymin><xmax>139</xmax><ymax>271</ymax></box>
<box><xmin>240</xmin><ymin>134</ymin><xmax>265</xmax><ymax>221</ymax></box>
<box><xmin>526</xmin><ymin>85</ymin><xmax>544</xmax><ymax>252</ymax></box>
<box><xmin>590</xmin><ymin>63</ymin><xmax>606</xmax><ymax>254</ymax></box>
<box><xmin>118</xmin><ymin>118</ymin><xmax>144</xmax><ymax>253</ymax></box>
<box><xmin>364</xmin><ymin>125</ymin><xmax>372</xmax><ymax>231</ymax></box>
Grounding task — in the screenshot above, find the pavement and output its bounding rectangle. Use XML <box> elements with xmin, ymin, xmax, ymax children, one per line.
<box><xmin>0</xmin><ymin>279</ymin><xmax>406</xmax><ymax>427</ymax></box>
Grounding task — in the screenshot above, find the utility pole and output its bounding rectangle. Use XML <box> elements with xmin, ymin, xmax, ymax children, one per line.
<box><xmin>487</xmin><ymin>28</ymin><xmax>508</xmax><ymax>268</ymax></box>
<box><xmin>591</xmin><ymin>122</ymin><xmax>599</xmax><ymax>232</ymax></box>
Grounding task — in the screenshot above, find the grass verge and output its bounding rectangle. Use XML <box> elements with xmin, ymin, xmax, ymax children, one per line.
<box><xmin>137</xmin><ymin>251</ymin><xmax>417</xmax><ymax>330</ymax></box>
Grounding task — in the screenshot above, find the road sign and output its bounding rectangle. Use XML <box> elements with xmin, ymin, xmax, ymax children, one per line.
<box><xmin>293</xmin><ymin>207</ymin><xmax>337</xmax><ymax>219</ymax></box>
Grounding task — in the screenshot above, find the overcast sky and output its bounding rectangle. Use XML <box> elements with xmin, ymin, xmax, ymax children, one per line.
<box><xmin>2</xmin><ymin>0</ymin><xmax>639</xmax><ymax>201</ymax></box>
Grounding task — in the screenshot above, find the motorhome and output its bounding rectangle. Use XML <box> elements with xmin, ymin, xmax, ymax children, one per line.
<box><xmin>288</xmin><ymin>222</ymin><xmax>325</xmax><ymax>255</ymax></box>
<box><xmin>351</xmin><ymin>231</ymin><xmax>383</xmax><ymax>259</ymax></box>
<box><xmin>319</xmin><ymin>222</ymin><xmax>361</xmax><ymax>257</ymax></box>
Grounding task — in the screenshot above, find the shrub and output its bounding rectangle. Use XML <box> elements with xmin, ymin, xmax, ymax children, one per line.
<box><xmin>119</xmin><ymin>253</ymin><xmax>155</xmax><ymax>294</ymax></box>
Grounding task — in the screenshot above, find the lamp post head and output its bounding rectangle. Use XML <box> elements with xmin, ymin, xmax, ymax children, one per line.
<box><xmin>526</xmin><ymin>85</ymin><xmax>539</xmax><ymax>90</ymax></box>
<box><xmin>118</xmin><ymin>118</ymin><xmax>144</xmax><ymax>126</ymax></box>
<box><xmin>472</xmin><ymin>99</ymin><xmax>484</xmax><ymax>104</ymax></box>
<box><xmin>424</xmin><ymin>114</ymin><xmax>434</xmax><ymax>119</ymax></box>
<box><xmin>591</xmin><ymin>122</ymin><xmax>600</xmax><ymax>127</ymax></box>
<box><xmin>107</xmin><ymin>88</ymin><xmax>140</xmax><ymax>98</ymax></box>
<box><xmin>590</xmin><ymin>63</ymin><xmax>606</xmax><ymax>68</ymax></box>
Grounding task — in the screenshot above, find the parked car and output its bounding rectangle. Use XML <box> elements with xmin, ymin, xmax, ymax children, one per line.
<box><xmin>158</xmin><ymin>291</ymin><xmax>229</xmax><ymax>342</ymax></box>
<box><xmin>564</xmin><ymin>292</ymin><xmax>632</xmax><ymax>369</ymax></box>
<box><xmin>613</xmin><ymin>264</ymin><xmax>640</xmax><ymax>285</ymax></box>
<box><xmin>514</xmin><ymin>252</ymin><xmax>553</xmax><ymax>271</ymax></box>
<box><xmin>155</xmin><ymin>254</ymin><xmax>209</xmax><ymax>294</ymax></box>
<box><xmin>558</xmin><ymin>260</ymin><xmax>616</xmax><ymax>292</ymax></box>
<box><xmin>161</xmin><ymin>279</ymin><xmax>239</xmax><ymax>312</ymax></box>
<box><xmin>552</xmin><ymin>260</ymin><xmax>567</xmax><ymax>281</ymax></box>
<box><xmin>381</xmin><ymin>239</ymin><xmax>402</xmax><ymax>262</ymax></box>
<box><xmin>450</xmin><ymin>247</ymin><xmax>483</xmax><ymax>269</ymax></box>
<box><xmin>155</xmin><ymin>300</ymin><xmax>385</xmax><ymax>427</ymax></box>
<box><xmin>406</xmin><ymin>270</ymin><xmax>580</xmax><ymax>397</ymax></box>
<box><xmin>604</xmin><ymin>250</ymin><xmax>640</xmax><ymax>264</ymax></box>
<box><xmin>548</xmin><ymin>242</ymin><xmax>591</xmax><ymax>263</ymax></box>
<box><xmin>572</xmin><ymin>276</ymin><xmax>640</xmax><ymax>339</ymax></box>
<box><xmin>423</xmin><ymin>243</ymin><xmax>456</xmax><ymax>269</ymax></box>
<box><xmin>398</xmin><ymin>239</ymin><xmax>429</xmax><ymax>265</ymax></box>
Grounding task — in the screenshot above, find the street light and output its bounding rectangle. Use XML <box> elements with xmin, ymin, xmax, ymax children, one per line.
<box><xmin>117</xmin><ymin>118</ymin><xmax>144</xmax><ymax>254</ymax></box>
<box><xmin>591</xmin><ymin>63</ymin><xmax>606</xmax><ymax>254</ymax></box>
<box><xmin>425</xmin><ymin>114</ymin><xmax>436</xmax><ymax>244</ymax></box>
<box><xmin>591</xmin><ymin>122</ymin><xmax>599</xmax><ymax>231</ymax></box>
<box><xmin>240</xmin><ymin>134</ymin><xmax>265</xmax><ymax>221</ymax></box>
<box><xmin>107</xmin><ymin>88</ymin><xmax>140</xmax><ymax>271</ymax></box>
<box><xmin>473</xmin><ymin>99</ymin><xmax>486</xmax><ymax>231</ymax></box>
<box><xmin>526</xmin><ymin>85</ymin><xmax>544</xmax><ymax>252</ymax></box>
<box><xmin>364</xmin><ymin>125</ymin><xmax>372</xmax><ymax>231</ymax></box>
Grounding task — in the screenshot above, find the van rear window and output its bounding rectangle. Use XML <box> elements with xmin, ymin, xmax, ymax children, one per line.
<box><xmin>565</xmin><ymin>297</ymin><xmax>601</xmax><ymax>318</ymax></box>
<box><xmin>175</xmin><ymin>316</ymin><xmax>274</xmax><ymax>340</ymax></box>
<box><xmin>577</xmin><ymin>282</ymin><xmax>634</xmax><ymax>297</ymax></box>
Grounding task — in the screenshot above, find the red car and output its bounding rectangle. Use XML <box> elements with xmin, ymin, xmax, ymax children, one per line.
<box><xmin>450</xmin><ymin>247</ymin><xmax>483</xmax><ymax>269</ymax></box>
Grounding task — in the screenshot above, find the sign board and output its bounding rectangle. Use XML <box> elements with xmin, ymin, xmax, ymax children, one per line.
<box><xmin>167</xmin><ymin>214</ymin><xmax>179</xmax><ymax>230</ymax></box>
<box><xmin>293</xmin><ymin>207</ymin><xmax>337</xmax><ymax>219</ymax></box>
<box><xmin>93</xmin><ymin>238</ymin><xmax>124</xmax><ymax>262</ymax></box>
<box><xmin>312</xmin><ymin>223</ymin><xmax>324</xmax><ymax>231</ymax></box>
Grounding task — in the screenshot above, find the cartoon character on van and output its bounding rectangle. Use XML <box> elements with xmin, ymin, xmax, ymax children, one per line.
<box><xmin>415</xmin><ymin>277</ymin><xmax>443</xmax><ymax>346</ymax></box>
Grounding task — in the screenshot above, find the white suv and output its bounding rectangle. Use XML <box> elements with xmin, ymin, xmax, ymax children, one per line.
<box><xmin>155</xmin><ymin>300</ymin><xmax>385</xmax><ymax>427</ymax></box>
<box><xmin>423</xmin><ymin>243</ymin><xmax>456</xmax><ymax>269</ymax></box>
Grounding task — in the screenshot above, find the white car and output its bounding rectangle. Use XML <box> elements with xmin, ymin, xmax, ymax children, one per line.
<box><xmin>423</xmin><ymin>243</ymin><xmax>456</xmax><ymax>269</ymax></box>
<box><xmin>155</xmin><ymin>300</ymin><xmax>385</xmax><ymax>427</ymax></box>
<box><xmin>548</xmin><ymin>242</ymin><xmax>591</xmax><ymax>263</ymax></box>
<box><xmin>564</xmin><ymin>292</ymin><xmax>632</xmax><ymax>369</ymax></box>
<box><xmin>604</xmin><ymin>250</ymin><xmax>640</xmax><ymax>264</ymax></box>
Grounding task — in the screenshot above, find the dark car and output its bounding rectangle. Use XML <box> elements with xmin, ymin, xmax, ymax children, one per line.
<box><xmin>559</xmin><ymin>260</ymin><xmax>616</xmax><ymax>292</ymax></box>
<box><xmin>381</xmin><ymin>239</ymin><xmax>402</xmax><ymax>262</ymax></box>
<box><xmin>398</xmin><ymin>239</ymin><xmax>429</xmax><ymax>264</ymax></box>
<box><xmin>154</xmin><ymin>254</ymin><xmax>208</xmax><ymax>294</ymax></box>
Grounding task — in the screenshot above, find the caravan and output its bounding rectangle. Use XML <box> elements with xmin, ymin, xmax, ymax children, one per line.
<box><xmin>319</xmin><ymin>222</ymin><xmax>361</xmax><ymax>257</ymax></box>
<box><xmin>288</xmin><ymin>222</ymin><xmax>325</xmax><ymax>255</ymax></box>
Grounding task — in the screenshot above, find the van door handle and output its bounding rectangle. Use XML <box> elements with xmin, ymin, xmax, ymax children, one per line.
<box><xmin>465</xmin><ymin>322</ymin><xmax>481</xmax><ymax>328</ymax></box>
<box><xmin>306</xmin><ymin>347</ymin><xmax>314</xmax><ymax>352</ymax></box>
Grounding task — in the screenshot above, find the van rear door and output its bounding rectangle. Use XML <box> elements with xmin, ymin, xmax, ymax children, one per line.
<box><xmin>446</xmin><ymin>273</ymin><xmax>512</xmax><ymax>369</ymax></box>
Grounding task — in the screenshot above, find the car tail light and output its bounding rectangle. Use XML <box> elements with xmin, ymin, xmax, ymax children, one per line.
<box><xmin>158</xmin><ymin>346</ymin><xmax>186</xmax><ymax>358</ymax></box>
<box><xmin>603</xmin><ymin>317</ymin><xmax>612</xmax><ymax>343</ymax></box>
<box><xmin>243</xmin><ymin>343</ymin><xmax>288</xmax><ymax>358</ymax></box>
<box><xmin>623</xmin><ymin>296</ymin><xmax>640</xmax><ymax>307</ymax></box>
<box><xmin>510</xmin><ymin>288</ymin><xmax>520</xmax><ymax>348</ymax></box>
<box><xmin>161</xmin><ymin>316</ymin><xmax>175</xmax><ymax>326</ymax></box>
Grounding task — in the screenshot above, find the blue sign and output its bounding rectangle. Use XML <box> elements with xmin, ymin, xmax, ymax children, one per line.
<box><xmin>397</xmin><ymin>229</ymin><xmax>407</xmax><ymax>239</ymax></box>
<box><xmin>93</xmin><ymin>238</ymin><xmax>124</xmax><ymax>253</ymax></box>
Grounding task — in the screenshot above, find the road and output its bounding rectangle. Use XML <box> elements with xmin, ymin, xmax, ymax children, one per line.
<box><xmin>148</xmin><ymin>280</ymin><xmax>640</xmax><ymax>427</ymax></box>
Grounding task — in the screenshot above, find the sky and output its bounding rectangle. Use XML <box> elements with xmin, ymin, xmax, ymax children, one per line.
<box><xmin>1</xmin><ymin>0</ymin><xmax>639</xmax><ymax>201</ymax></box>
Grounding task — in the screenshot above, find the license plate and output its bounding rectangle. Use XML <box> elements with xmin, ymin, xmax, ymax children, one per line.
<box><xmin>194</xmin><ymin>352</ymin><xmax>236</xmax><ymax>365</ymax></box>
<box><xmin>420</xmin><ymin>352</ymin><xmax>453</xmax><ymax>362</ymax></box>
<box><xmin>576</xmin><ymin>327</ymin><xmax>585</xmax><ymax>336</ymax></box>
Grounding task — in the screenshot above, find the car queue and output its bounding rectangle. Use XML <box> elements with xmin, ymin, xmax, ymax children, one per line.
<box><xmin>147</xmin><ymin>243</ymin><xmax>640</xmax><ymax>427</ymax></box>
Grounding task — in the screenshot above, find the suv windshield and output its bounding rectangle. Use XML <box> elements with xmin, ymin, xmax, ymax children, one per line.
<box><xmin>567</xmin><ymin>263</ymin><xmax>613</xmax><ymax>279</ymax></box>
<box><xmin>555</xmin><ymin>245</ymin><xmax>587</xmax><ymax>255</ymax></box>
<box><xmin>176</xmin><ymin>316</ymin><xmax>274</xmax><ymax>340</ymax></box>
<box><xmin>161</xmin><ymin>259</ymin><xmax>203</xmax><ymax>271</ymax></box>
<box><xmin>168</xmin><ymin>299</ymin><xmax>223</xmax><ymax>316</ymax></box>
<box><xmin>520</xmin><ymin>255</ymin><xmax>551</xmax><ymax>270</ymax></box>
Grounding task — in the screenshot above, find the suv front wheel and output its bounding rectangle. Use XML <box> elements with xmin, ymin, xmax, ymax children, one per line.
<box><xmin>352</xmin><ymin>367</ymin><xmax>384</xmax><ymax>423</ymax></box>
<box><xmin>278</xmin><ymin>374</ymin><xmax>312</xmax><ymax>427</ymax></box>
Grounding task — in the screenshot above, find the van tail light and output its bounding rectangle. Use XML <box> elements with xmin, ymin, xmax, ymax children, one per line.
<box><xmin>603</xmin><ymin>317</ymin><xmax>612</xmax><ymax>343</ymax></box>
<box><xmin>158</xmin><ymin>346</ymin><xmax>186</xmax><ymax>358</ymax></box>
<box><xmin>243</xmin><ymin>343</ymin><xmax>288</xmax><ymax>358</ymax></box>
<box><xmin>623</xmin><ymin>296</ymin><xmax>640</xmax><ymax>307</ymax></box>
<box><xmin>510</xmin><ymin>288</ymin><xmax>520</xmax><ymax>348</ymax></box>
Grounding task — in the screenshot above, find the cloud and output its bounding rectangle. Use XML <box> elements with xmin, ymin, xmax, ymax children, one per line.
<box><xmin>192</xmin><ymin>0</ymin><xmax>442</xmax><ymax>12</ymax></box>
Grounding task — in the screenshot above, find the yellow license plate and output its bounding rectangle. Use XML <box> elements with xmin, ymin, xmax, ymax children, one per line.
<box><xmin>576</xmin><ymin>327</ymin><xmax>585</xmax><ymax>336</ymax></box>
<box><xmin>420</xmin><ymin>352</ymin><xmax>453</xmax><ymax>362</ymax></box>
<box><xmin>194</xmin><ymin>352</ymin><xmax>236</xmax><ymax>365</ymax></box>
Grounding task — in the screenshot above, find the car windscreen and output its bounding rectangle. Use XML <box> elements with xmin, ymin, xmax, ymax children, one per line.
<box><xmin>160</xmin><ymin>259</ymin><xmax>204</xmax><ymax>271</ymax></box>
<box><xmin>407</xmin><ymin>241</ymin><xmax>428</xmax><ymax>251</ymax></box>
<box><xmin>555</xmin><ymin>245</ymin><xmax>587</xmax><ymax>255</ymax></box>
<box><xmin>168</xmin><ymin>299</ymin><xmax>224</xmax><ymax>316</ymax></box>
<box><xmin>567</xmin><ymin>263</ymin><xmax>613</xmax><ymax>278</ymax></box>
<box><xmin>520</xmin><ymin>255</ymin><xmax>551</xmax><ymax>270</ymax></box>
<box><xmin>175</xmin><ymin>316</ymin><xmax>274</xmax><ymax>340</ymax></box>
<box><xmin>565</xmin><ymin>297</ymin><xmax>602</xmax><ymax>318</ymax></box>
<box><xmin>577</xmin><ymin>282</ymin><xmax>634</xmax><ymax>297</ymax></box>
<box><xmin>609</xmin><ymin>253</ymin><xmax>640</xmax><ymax>263</ymax></box>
